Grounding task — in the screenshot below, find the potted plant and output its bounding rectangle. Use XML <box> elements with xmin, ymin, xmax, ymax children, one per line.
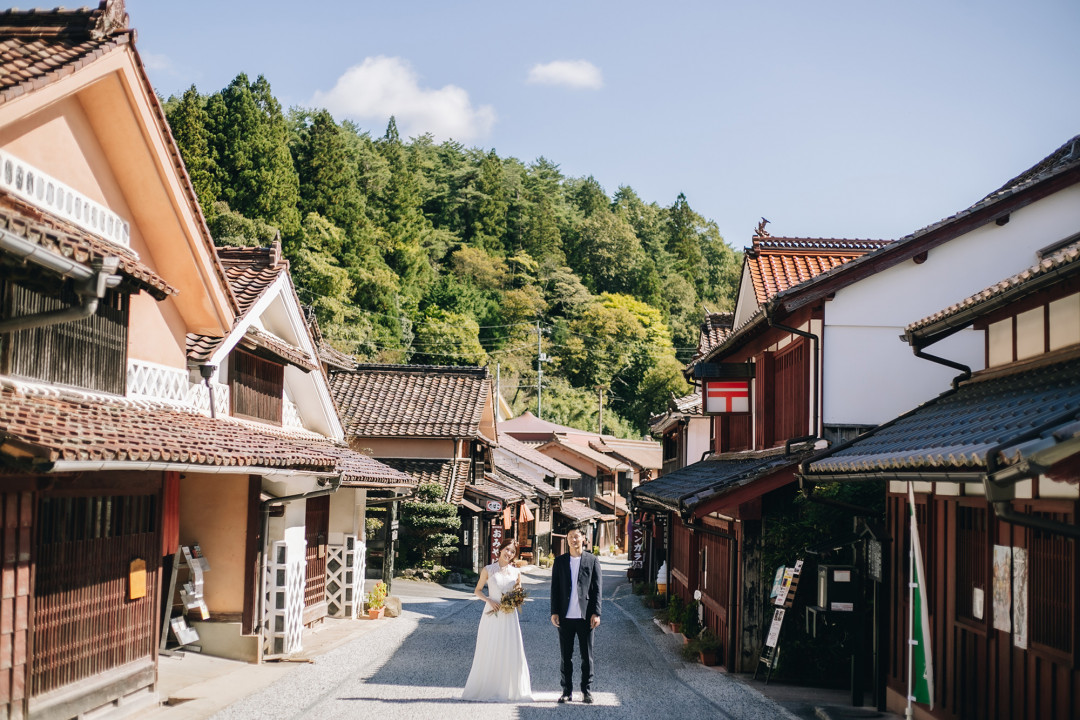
<box><xmin>665</xmin><ymin>594</ymin><xmax>685</xmax><ymax>634</ymax></box>
<box><xmin>682</xmin><ymin>599</ymin><xmax>701</xmax><ymax>641</ymax></box>
<box><xmin>695</xmin><ymin>628</ymin><xmax>722</xmax><ymax>666</ymax></box>
<box><xmin>366</xmin><ymin>581</ymin><xmax>388</xmax><ymax>619</ymax></box>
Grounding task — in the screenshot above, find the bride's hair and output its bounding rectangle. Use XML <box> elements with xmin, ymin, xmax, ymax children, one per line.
<box><xmin>500</xmin><ymin>539</ymin><xmax>519</xmax><ymax>558</ymax></box>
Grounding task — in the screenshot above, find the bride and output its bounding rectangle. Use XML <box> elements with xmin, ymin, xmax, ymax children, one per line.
<box><xmin>461</xmin><ymin>539</ymin><xmax>533</xmax><ymax>702</ymax></box>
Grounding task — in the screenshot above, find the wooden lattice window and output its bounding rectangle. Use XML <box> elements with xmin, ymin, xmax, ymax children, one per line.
<box><xmin>230</xmin><ymin>349</ymin><xmax>284</xmax><ymax>424</ymax></box>
<box><xmin>304</xmin><ymin>495</ymin><xmax>329</xmax><ymax>609</ymax></box>
<box><xmin>33</xmin><ymin>494</ymin><xmax>159</xmax><ymax>697</ymax></box>
<box><xmin>0</xmin><ymin>278</ymin><xmax>128</xmax><ymax>394</ymax></box>
<box><xmin>1029</xmin><ymin>519</ymin><xmax>1076</xmax><ymax>660</ymax></box>
<box><xmin>772</xmin><ymin>339</ymin><xmax>809</xmax><ymax>443</ymax></box>
<box><xmin>955</xmin><ymin>504</ymin><xmax>988</xmax><ymax>625</ymax></box>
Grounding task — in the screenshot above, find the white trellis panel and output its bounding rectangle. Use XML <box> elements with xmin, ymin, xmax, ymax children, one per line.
<box><xmin>187</xmin><ymin>380</ymin><xmax>230</xmax><ymax>417</ymax></box>
<box><xmin>126</xmin><ymin>359</ymin><xmax>190</xmax><ymax>404</ymax></box>
<box><xmin>262</xmin><ymin>536</ymin><xmax>306</xmax><ymax>658</ymax></box>
<box><xmin>326</xmin><ymin>535</ymin><xmax>366</xmax><ymax>619</ymax></box>
<box><xmin>283</xmin><ymin>397</ymin><xmax>304</xmax><ymax>430</ymax></box>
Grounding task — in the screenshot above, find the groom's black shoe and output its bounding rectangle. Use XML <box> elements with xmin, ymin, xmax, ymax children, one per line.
<box><xmin>582</xmin><ymin>691</ymin><xmax>594</xmax><ymax>704</ymax></box>
<box><xmin>558</xmin><ymin>693</ymin><xmax>572</xmax><ymax>704</ymax></box>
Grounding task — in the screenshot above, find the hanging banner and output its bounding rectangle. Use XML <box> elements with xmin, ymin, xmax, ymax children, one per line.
<box><xmin>490</xmin><ymin>523</ymin><xmax>504</xmax><ymax>563</ymax></box>
<box><xmin>629</xmin><ymin>519</ymin><xmax>646</xmax><ymax>571</ymax></box>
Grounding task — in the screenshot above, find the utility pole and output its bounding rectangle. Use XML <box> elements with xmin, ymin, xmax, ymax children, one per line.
<box><xmin>536</xmin><ymin>321</ymin><xmax>548</xmax><ymax>419</ymax></box>
<box><xmin>595</xmin><ymin>384</ymin><xmax>607</xmax><ymax>434</ymax></box>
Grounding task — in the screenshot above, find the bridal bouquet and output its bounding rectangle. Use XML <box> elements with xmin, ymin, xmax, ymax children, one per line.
<box><xmin>489</xmin><ymin>586</ymin><xmax>528</xmax><ymax>615</ymax></box>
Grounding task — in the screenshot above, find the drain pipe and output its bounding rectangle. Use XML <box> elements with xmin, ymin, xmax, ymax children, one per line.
<box><xmin>199</xmin><ymin>365</ymin><xmax>218</xmax><ymax>418</ymax></box>
<box><xmin>983</xmin><ymin>410</ymin><xmax>1080</xmax><ymax>540</ymax></box>
<box><xmin>257</xmin><ymin>475</ymin><xmax>342</xmax><ymax>654</ymax></box>
<box><xmin>912</xmin><ymin>347</ymin><xmax>971</xmax><ymax>390</ymax></box>
<box><xmin>0</xmin><ymin>256</ymin><xmax>121</xmax><ymax>334</ymax></box>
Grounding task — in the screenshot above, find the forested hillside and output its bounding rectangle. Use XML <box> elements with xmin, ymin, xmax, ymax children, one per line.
<box><xmin>163</xmin><ymin>74</ymin><xmax>741</xmax><ymax>436</ymax></box>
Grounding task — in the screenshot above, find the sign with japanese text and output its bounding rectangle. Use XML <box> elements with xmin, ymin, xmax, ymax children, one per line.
<box><xmin>490</xmin><ymin>523</ymin><xmax>504</xmax><ymax>563</ymax></box>
<box><xmin>629</xmin><ymin>519</ymin><xmax>646</xmax><ymax>570</ymax></box>
<box><xmin>486</xmin><ymin>499</ymin><xmax>503</xmax><ymax>512</ymax></box>
<box><xmin>704</xmin><ymin>379</ymin><xmax>750</xmax><ymax>414</ymax></box>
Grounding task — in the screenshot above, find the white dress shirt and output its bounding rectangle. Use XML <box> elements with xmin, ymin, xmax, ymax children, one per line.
<box><xmin>566</xmin><ymin>554</ymin><xmax>583</xmax><ymax>619</ymax></box>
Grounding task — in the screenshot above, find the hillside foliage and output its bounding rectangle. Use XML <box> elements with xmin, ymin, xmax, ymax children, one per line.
<box><xmin>164</xmin><ymin>74</ymin><xmax>742</xmax><ymax>435</ymax></box>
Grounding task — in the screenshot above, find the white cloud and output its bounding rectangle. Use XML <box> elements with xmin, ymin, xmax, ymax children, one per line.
<box><xmin>312</xmin><ymin>56</ymin><xmax>495</xmax><ymax>143</ymax></box>
<box><xmin>527</xmin><ymin>60</ymin><xmax>603</xmax><ymax>90</ymax></box>
<box><xmin>140</xmin><ymin>52</ymin><xmax>173</xmax><ymax>74</ymax></box>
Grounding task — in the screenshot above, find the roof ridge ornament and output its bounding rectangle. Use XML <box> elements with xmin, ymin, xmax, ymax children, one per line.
<box><xmin>90</xmin><ymin>0</ymin><xmax>128</xmax><ymax>40</ymax></box>
<box><xmin>754</xmin><ymin>217</ymin><xmax>771</xmax><ymax>238</ymax></box>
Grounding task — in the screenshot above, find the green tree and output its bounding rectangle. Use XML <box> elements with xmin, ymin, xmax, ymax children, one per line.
<box><xmin>412</xmin><ymin>308</ymin><xmax>487</xmax><ymax>365</ymax></box>
<box><xmin>399</xmin><ymin>483</ymin><xmax>462</xmax><ymax>568</ymax></box>
<box><xmin>291</xmin><ymin>108</ymin><xmax>366</xmax><ymax>242</ymax></box>
<box><xmin>206</xmin><ymin>74</ymin><xmax>301</xmax><ymax>237</ymax></box>
<box><xmin>165</xmin><ymin>85</ymin><xmax>220</xmax><ymax>224</ymax></box>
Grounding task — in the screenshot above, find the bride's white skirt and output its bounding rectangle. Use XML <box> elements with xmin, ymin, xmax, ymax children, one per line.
<box><xmin>461</xmin><ymin>609</ymin><xmax>533</xmax><ymax>702</ymax></box>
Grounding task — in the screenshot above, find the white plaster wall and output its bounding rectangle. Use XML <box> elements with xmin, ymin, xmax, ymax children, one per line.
<box><xmin>733</xmin><ymin>268</ymin><xmax>760</xmax><ymax>329</ymax></box>
<box><xmin>685</xmin><ymin>417</ymin><xmax>712</xmax><ymax>464</ymax></box>
<box><xmin>1050</xmin><ymin>293</ymin><xmax>1080</xmax><ymax>351</ymax></box>
<box><xmin>823</xmin><ymin>325</ymin><xmax>982</xmax><ymax>425</ymax></box>
<box><xmin>823</xmin><ymin>184</ymin><xmax>1080</xmax><ymax>425</ymax></box>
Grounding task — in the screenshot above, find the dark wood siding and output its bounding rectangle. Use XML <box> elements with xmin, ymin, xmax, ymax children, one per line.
<box><xmin>0</xmin><ymin>279</ymin><xmax>128</xmax><ymax>394</ymax></box>
<box><xmin>718</xmin><ymin>414</ymin><xmax>752</xmax><ymax>453</ymax></box>
<box><xmin>304</xmin><ymin>495</ymin><xmax>329</xmax><ymax>610</ymax></box>
<box><xmin>0</xmin><ymin>491</ymin><xmax>32</xmax><ymax>720</ymax></box>
<box><xmin>886</xmin><ymin>491</ymin><xmax>1080</xmax><ymax>720</ymax></box>
<box><xmin>230</xmin><ymin>349</ymin><xmax>284</xmax><ymax>424</ymax></box>
<box><xmin>754</xmin><ymin>352</ymin><xmax>775</xmax><ymax>449</ymax></box>
<box><xmin>772</xmin><ymin>339</ymin><xmax>809</xmax><ymax>443</ymax></box>
<box><xmin>32</xmin><ymin>492</ymin><xmax>159</xmax><ymax>699</ymax></box>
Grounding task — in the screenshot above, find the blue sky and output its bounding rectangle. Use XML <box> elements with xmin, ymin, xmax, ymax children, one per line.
<box><xmin>128</xmin><ymin>0</ymin><xmax>1079</xmax><ymax>249</ymax></box>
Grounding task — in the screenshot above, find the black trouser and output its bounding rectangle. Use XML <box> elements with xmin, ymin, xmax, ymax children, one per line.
<box><xmin>558</xmin><ymin>618</ymin><xmax>594</xmax><ymax>694</ymax></box>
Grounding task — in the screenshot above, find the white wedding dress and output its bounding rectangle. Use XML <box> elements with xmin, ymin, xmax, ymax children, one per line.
<box><xmin>461</xmin><ymin>562</ymin><xmax>533</xmax><ymax>702</ymax></box>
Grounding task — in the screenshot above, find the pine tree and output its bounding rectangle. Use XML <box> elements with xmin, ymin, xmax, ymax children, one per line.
<box><xmin>205</xmin><ymin>74</ymin><xmax>301</xmax><ymax>238</ymax></box>
<box><xmin>292</xmin><ymin>109</ymin><xmax>366</xmax><ymax>243</ymax></box>
<box><xmin>399</xmin><ymin>483</ymin><xmax>462</xmax><ymax>568</ymax></box>
<box><xmin>165</xmin><ymin>86</ymin><xmax>220</xmax><ymax>224</ymax></box>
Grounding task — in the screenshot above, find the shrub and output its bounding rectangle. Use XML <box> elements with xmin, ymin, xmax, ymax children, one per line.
<box><xmin>665</xmin><ymin>594</ymin><xmax>685</xmax><ymax>625</ymax></box>
<box><xmin>366</xmin><ymin>581</ymin><xmax>388</xmax><ymax>610</ymax></box>
<box><xmin>682</xmin><ymin>599</ymin><xmax>702</xmax><ymax>639</ymax></box>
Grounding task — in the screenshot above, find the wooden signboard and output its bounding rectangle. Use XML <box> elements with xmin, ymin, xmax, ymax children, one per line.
<box><xmin>755</xmin><ymin>558</ymin><xmax>803</xmax><ymax>683</ymax></box>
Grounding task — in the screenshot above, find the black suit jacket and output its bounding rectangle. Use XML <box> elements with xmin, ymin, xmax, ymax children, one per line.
<box><xmin>550</xmin><ymin>551</ymin><xmax>602</xmax><ymax>620</ymax></box>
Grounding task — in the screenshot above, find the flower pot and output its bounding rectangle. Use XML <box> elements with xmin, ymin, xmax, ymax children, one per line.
<box><xmin>367</xmin><ymin>607</ymin><xmax>384</xmax><ymax>620</ymax></box>
<box><xmin>669</xmin><ymin>622</ymin><xmax>682</xmax><ymax>634</ymax></box>
<box><xmin>698</xmin><ymin>650</ymin><xmax>718</xmax><ymax>666</ymax></box>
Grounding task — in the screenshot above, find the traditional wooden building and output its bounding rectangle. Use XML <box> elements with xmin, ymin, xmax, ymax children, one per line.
<box><xmin>0</xmin><ymin>3</ymin><xmax>411</xmax><ymax>717</ymax></box>
<box><xmin>328</xmin><ymin>364</ymin><xmax>509</xmax><ymax>574</ymax></box>
<box><xmin>802</xmin><ymin>232</ymin><xmax>1080</xmax><ymax>720</ymax></box>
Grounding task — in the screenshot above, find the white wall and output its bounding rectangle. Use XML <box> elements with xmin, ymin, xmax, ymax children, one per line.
<box><xmin>823</xmin><ymin>184</ymin><xmax>1080</xmax><ymax>426</ymax></box>
<box><xmin>685</xmin><ymin>417</ymin><xmax>712</xmax><ymax>464</ymax></box>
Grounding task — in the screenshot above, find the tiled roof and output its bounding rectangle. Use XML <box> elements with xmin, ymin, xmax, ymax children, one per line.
<box><xmin>0</xmin><ymin>375</ymin><xmax>406</xmax><ymax>483</ymax></box>
<box><xmin>493</xmin><ymin>458</ymin><xmax>562</xmax><ymax>498</ymax></box>
<box><xmin>593</xmin><ymin>440</ymin><xmax>662</xmax><ymax>471</ymax></box>
<box><xmin>632</xmin><ymin>449</ymin><xmax>803</xmax><ymax>513</ymax></box>
<box><xmin>539</xmin><ymin>436</ymin><xmax>630</xmax><ymax>473</ymax></box>
<box><xmin>215</xmin><ymin>244</ymin><xmax>286</xmax><ymax>316</ymax></box>
<box><xmin>308</xmin><ymin>443</ymin><xmax>413</xmax><ymax>486</ymax></box>
<box><xmin>241</xmin><ymin>327</ymin><xmax>318</xmax><ymax>372</ymax></box>
<box><xmin>906</xmin><ymin>240</ymin><xmax>1080</xmax><ymax>341</ymax></box>
<box><xmin>805</xmin><ymin>355</ymin><xmax>1080</xmax><ymax>476</ymax></box>
<box><xmin>0</xmin><ymin>2</ymin><xmax>132</xmax><ymax>105</ymax></box>
<box><xmin>329</xmin><ymin>364</ymin><xmax>490</xmax><ymax>438</ymax></box>
<box><xmin>186</xmin><ymin>333</ymin><xmax>222</xmax><ymax>363</ymax></box>
<box><xmin>497</xmin><ymin>431</ymin><xmax>580</xmax><ymax>480</ymax></box>
<box><xmin>0</xmin><ymin>193</ymin><xmax>176</xmax><ymax>299</ymax></box>
<box><xmin>0</xmin><ymin>2</ymin><xmax>240</xmax><ymax>318</ymax></box>
<box><xmin>318</xmin><ymin>341</ymin><xmax>358</xmax><ymax>371</ymax></box>
<box><xmin>465</xmin><ymin>479</ymin><xmax>524</xmax><ymax>505</ymax></box>
<box><xmin>489</xmin><ymin>471</ymin><xmax>539</xmax><ymax>500</ymax></box>
<box><xmin>692</xmin><ymin>311</ymin><xmax>734</xmax><ymax>364</ymax></box>
<box><xmin>379</xmin><ymin>458</ymin><xmax>470</xmax><ymax>502</ymax></box>
<box><xmin>745</xmin><ymin>236</ymin><xmax>890</xmax><ymax>306</ymax></box>
<box><xmin>983</xmin><ymin>134</ymin><xmax>1080</xmax><ymax>202</ymax></box>
<box><xmin>673</xmin><ymin>392</ymin><xmax>702</xmax><ymax>413</ymax></box>
<box><xmin>556</xmin><ymin>498</ymin><xmax>601</xmax><ymax>523</ymax></box>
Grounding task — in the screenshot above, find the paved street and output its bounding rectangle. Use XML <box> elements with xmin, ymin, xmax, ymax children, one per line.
<box><xmin>208</xmin><ymin>558</ymin><xmax>800</xmax><ymax>720</ymax></box>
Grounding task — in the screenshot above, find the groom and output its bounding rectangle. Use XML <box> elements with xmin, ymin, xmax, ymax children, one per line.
<box><xmin>550</xmin><ymin>525</ymin><xmax>602</xmax><ymax>704</ymax></box>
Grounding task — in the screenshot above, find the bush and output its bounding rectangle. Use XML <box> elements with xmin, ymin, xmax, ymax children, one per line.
<box><xmin>632</xmin><ymin>581</ymin><xmax>649</xmax><ymax>595</ymax></box>
<box><xmin>682</xmin><ymin>599</ymin><xmax>702</xmax><ymax>639</ymax></box>
<box><xmin>366</xmin><ymin>581</ymin><xmax>388</xmax><ymax>610</ymax></box>
<box><xmin>664</xmin><ymin>594</ymin><xmax>685</xmax><ymax>625</ymax></box>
